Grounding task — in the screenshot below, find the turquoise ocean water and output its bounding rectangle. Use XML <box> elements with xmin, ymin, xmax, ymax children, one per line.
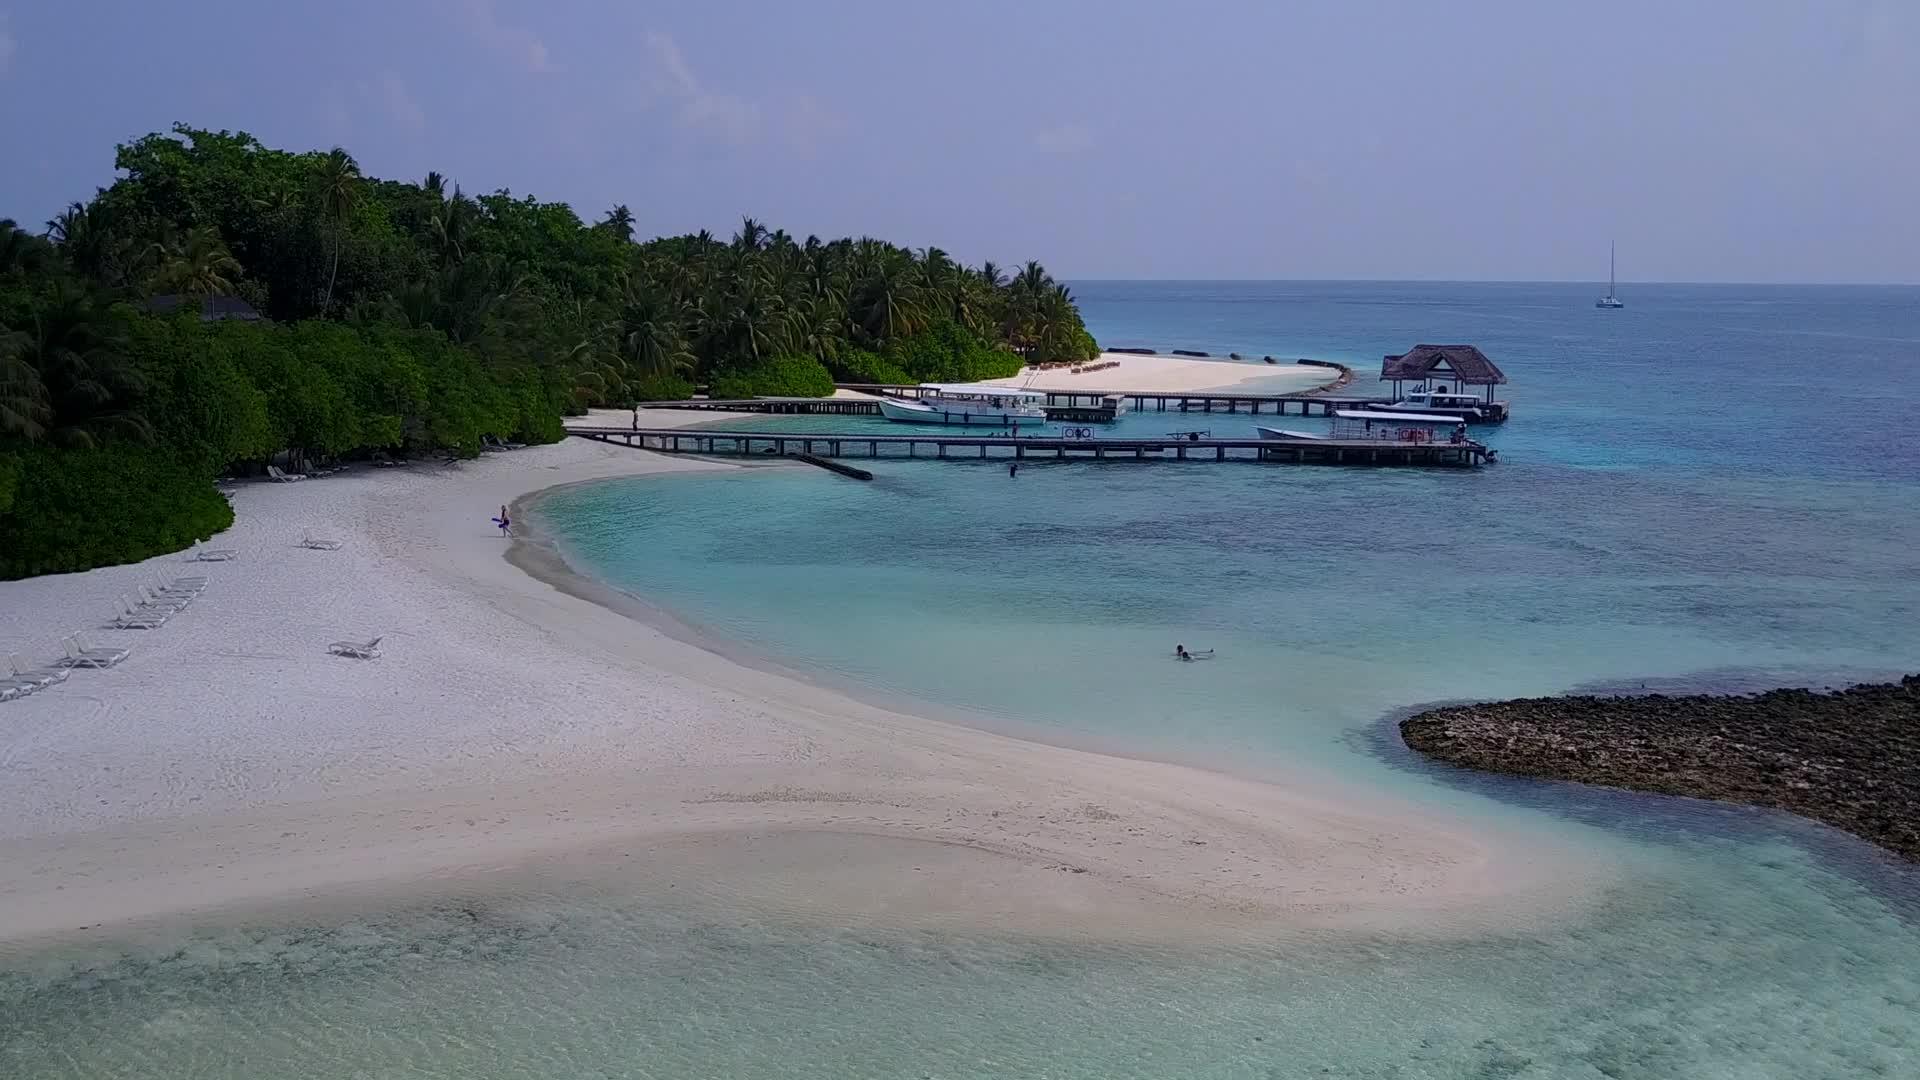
<box><xmin>8</xmin><ymin>282</ymin><xmax>1919</xmax><ymax>1077</ymax></box>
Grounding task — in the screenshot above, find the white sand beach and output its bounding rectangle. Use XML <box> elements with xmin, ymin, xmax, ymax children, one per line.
<box><xmin>984</xmin><ymin>352</ymin><xmax>1340</xmax><ymax>394</ymax></box>
<box><xmin>0</xmin><ymin>437</ymin><xmax>1602</xmax><ymax>948</ymax></box>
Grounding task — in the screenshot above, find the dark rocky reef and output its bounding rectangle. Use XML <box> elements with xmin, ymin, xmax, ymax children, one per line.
<box><xmin>1400</xmin><ymin>675</ymin><xmax>1920</xmax><ymax>860</ymax></box>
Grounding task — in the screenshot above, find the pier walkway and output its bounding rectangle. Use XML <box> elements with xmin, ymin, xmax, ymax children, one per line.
<box><xmin>571</xmin><ymin>427</ymin><xmax>1493</xmax><ymax>468</ymax></box>
<box><xmin>629</xmin><ymin>386</ymin><xmax>1393</xmax><ymax>421</ymax></box>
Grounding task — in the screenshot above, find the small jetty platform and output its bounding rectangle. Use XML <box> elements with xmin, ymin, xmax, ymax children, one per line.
<box><xmin>572</xmin><ymin>428</ymin><xmax>1493</xmax><ymax>468</ymax></box>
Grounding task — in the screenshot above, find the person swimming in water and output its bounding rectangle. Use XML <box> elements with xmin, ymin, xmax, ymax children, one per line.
<box><xmin>1175</xmin><ymin>644</ymin><xmax>1213</xmax><ymax>661</ymax></box>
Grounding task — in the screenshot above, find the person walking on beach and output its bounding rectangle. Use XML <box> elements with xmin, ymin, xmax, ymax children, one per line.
<box><xmin>494</xmin><ymin>504</ymin><xmax>512</xmax><ymax>537</ymax></box>
<box><xmin>1009</xmin><ymin>462</ymin><xmax>1019</xmax><ymax>479</ymax></box>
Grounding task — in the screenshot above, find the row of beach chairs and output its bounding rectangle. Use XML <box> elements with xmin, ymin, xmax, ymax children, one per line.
<box><xmin>8</xmin><ymin>515</ymin><xmax>391</xmax><ymax>707</ymax></box>
<box><xmin>1</xmin><ymin>634</ymin><xmax>136</xmax><ymax>701</ymax></box>
<box><xmin>0</xmin><ymin>573</ymin><xmax>201</xmax><ymax>703</ymax></box>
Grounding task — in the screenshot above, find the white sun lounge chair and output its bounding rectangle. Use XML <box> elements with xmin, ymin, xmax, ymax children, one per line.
<box><xmin>9</xmin><ymin>652</ymin><xmax>70</xmax><ymax>690</ymax></box>
<box><xmin>111</xmin><ymin>598</ymin><xmax>171</xmax><ymax>629</ymax></box>
<box><xmin>189</xmin><ymin>543</ymin><xmax>238</xmax><ymax>562</ymax></box>
<box><xmin>300</xmin><ymin>529</ymin><xmax>344</xmax><ymax>551</ymax></box>
<box><xmin>327</xmin><ymin>636</ymin><xmax>383</xmax><ymax>659</ymax></box>
<box><xmin>267</xmin><ymin>464</ymin><xmax>306</xmax><ymax>482</ymax></box>
<box><xmin>62</xmin><ymin>634</ymin><xmax>129</xmax><ymax>668</ymax></box>
<box><xmin>135</xmin><ymin>585</ymin><xmax>191</xmax><ymax>611</ymax></box>
<box><xmin>149</xmin><ymin>576</ymin><xmax>205</xmax><ymax>598</ymax></box>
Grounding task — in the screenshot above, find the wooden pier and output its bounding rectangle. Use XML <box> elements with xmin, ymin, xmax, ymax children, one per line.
<box><xmin>630</xmin><ymin>387</ymin><xmax>1395</xmax><ymax>421</ymax></box>
<box><xmin>572</xmin><ymin>427</ymin><xmax>1493</xmax><ymax>468</ymax></box>
<box><xmin>830</xmin><ymin>384</ymin><xmax>1396</xmax><ymax>417</ymax></box>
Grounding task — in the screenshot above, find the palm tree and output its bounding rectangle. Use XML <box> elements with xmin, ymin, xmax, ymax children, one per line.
<box><xmin>620</xmin><ymin>283</ymin><xmax>693</xmax><ymax>393</ymax></box>
<box><xmin>733</xmin><ymin>216</ymin><xmax>767</xmax><ymax>254</ymax></box>
<box><xmin>311</xmin><ymin>147</ymin><xmax>362</xmax><ymax>312</ymax></box>
<box><xmin>14</xmin><ymin>282</ymin><xmax>151</xmax><ymax>447</ymax></box>
<box><xmin>786</xmin><ymin>295</ymin><xmax>847</xmax><ymax>367</ymax></box>
<box><xmin>0</xmin><ymin>324</ymin><xmax>48</xmax><ymax>441</ymax></box>
<box><xmin>851</xmin><ymin>258</ymin><xmax>926</xmax><ymax>343</ymax></box>
<box><xmin>430</xmin><ymin>186</ymin><xmax>475</xmax><ymax>267</ymax></box>
<box><xmin>423</xmin><ymin>171</ymin><xmax>447</xmax><ymax>200</ymax></box>
<box><xmin>601</xmin><ymin>204</ymin><xmax>636</xmax><ymax>244</ymax></box>
<box><xmin>149</xmin><ymin>226</ymin><xmax>242</xmax><ymax>298</ymax></box>
<box><xmin>0</xmin><ymin>219</ymin><xmax>52</xmax><ymax>276</ymax></box>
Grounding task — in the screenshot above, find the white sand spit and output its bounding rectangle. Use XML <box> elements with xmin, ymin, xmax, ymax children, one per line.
<box><xmin>0</xmin><ymin>439</ymin><xmax>1606</xmax><ymax>946</ymax></box>
<box><xmin>984</xmin><ymin>352</ymin><xmax>1336</xmax><ymax>394</ymax></box>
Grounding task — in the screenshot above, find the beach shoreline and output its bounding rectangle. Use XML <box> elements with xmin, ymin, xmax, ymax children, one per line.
<box><xmin>981</xmin><ymin>351</ymin><xmax>1337</xmax><ymax>395</ymax></box>
<box><xmin>0</xmin><ymin>438</ymin><xmax>1609</xmax><ymax>952</ymax></box>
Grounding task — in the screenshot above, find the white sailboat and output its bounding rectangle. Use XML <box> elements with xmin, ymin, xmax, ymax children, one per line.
<box><xmin>1596</xmin><ymin>243</ymin><xmax>1625</xmax><ymax>309</ymax></box>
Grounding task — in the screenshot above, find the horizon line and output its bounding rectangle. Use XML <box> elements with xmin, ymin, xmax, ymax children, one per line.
<box><xmin>1058</xmin><ymin>276</ymin><xmax>1920</xmax><ymax>288</ymax></box>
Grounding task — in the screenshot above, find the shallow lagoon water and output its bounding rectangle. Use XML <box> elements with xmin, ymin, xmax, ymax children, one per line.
<box><xmin>7</xmin><ymin>282</ymin><xmax>1919</xmax><ymax>1078</ymax></box>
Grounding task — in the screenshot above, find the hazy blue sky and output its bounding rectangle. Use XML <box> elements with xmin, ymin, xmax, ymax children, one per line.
<box><xmin>1</xmin><ymin>1</ymin><xmax>1914</xmax><ymax>283</ymax></box>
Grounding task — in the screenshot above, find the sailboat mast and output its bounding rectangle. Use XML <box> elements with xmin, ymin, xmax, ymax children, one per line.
<box><xmin>1609</xmin><ymin>242</ymin><xmax>1615</xmax><ymax>295</ymax></box>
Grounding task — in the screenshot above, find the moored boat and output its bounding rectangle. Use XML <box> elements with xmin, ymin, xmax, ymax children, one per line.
<box><xmin>1329</xmin><ymin>409</ymin><xmax>1474</xmax><ymax>443</ymax></box>
<box><xmin>1256</xmin><ymin>426</ymin><xmax>1327</xmax><ymax>441</ymax></box>
<box><xmin>877</xmin><ymin>384</ymin><xmax>1051</xmax><ymax>426</ymax></box>
<box><xmin>1375</xmin><ymin>385</ymin><xmax>1500</xmax><ymax>423</ymax></box>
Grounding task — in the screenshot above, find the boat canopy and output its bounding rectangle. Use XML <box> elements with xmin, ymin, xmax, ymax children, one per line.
<box><xmin>1333</xmin><ymin>409</ymin><xmax>1465</xmax><ymax>424</ymax></box>
<box><xmin>919</xmin><ymin>383</ymin><xmax>1049</xmax><ymax>399</ymax></box>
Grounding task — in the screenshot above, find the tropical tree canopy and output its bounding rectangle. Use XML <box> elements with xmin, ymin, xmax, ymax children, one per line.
<box><xmin>0</xmin><ymin>124</ymin><xmax>1100</xmax><ymax>577</ymax></box>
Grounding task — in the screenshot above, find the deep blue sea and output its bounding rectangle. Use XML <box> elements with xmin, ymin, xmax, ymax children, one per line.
<box><xmin>9</xmin><ymin>282</ymin><xmax>1919</xmax><ymax>1078</ymax></box>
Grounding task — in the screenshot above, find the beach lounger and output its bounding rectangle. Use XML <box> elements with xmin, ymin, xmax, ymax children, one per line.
<box><xmin>9</xmin><ymin>652</ymin><xmax>70</xmax><ymax>690</ymax></box>
<box><xmin>150</xmin><ymin>576</ymin><xmax>205</xmax><ymax>597</ymax></box>
<box><xmin>300</xmin><ymin>529</ymin><xmax>344</xmax><ymax>551</ymax></box>
<box><xmin>110</xmin><ymin>603</ymin><xmax>168</xmax><ymax>630</ymax></box>
<box><xmin>62</xmin><ymin>635</ymin><xmax>129</xmax><ymax>668</ymax></box>
<box><xmin>189</xmin><ymin>543</ymin><xmax>238</xmax><ymax>562</ymax></box>
<box><xmin>135</xmin><ymin>585</ymin><xmax>191</xmax><ymax>611</ymax></box>
<box><xmin>267</xmin><ymin>465</ymin><xmax>306</xmax><ymax>482</ymax></box>
<box><xmin>327</xmin><ymin>636</ymin><xmax>383</xmax><ymax>659</ymax></box>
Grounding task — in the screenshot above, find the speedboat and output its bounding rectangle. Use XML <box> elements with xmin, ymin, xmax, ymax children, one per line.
<box><xmin>877</xmin><ymin>384</ymin><xmax>1050</xmax><ymax>426</ymax></box>
<box><xmin>1256</xmin><ymin>426</ymin><xmax>1327</xmax><ymax>441</ymax></box>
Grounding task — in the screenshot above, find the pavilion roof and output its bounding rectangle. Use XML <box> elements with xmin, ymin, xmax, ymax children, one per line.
<box><xmin>1379</xmin><ymin>344</ymin><xmax>1506</xmax><ymax>386</ymax></box>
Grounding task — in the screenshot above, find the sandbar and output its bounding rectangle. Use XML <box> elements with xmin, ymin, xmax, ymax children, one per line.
<box><xmin>0</xmin><ymin>438</ymin><xmax>1606</xmax><ymax>948</ymax></box>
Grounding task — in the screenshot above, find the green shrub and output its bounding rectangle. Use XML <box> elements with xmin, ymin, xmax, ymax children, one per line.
<box><xmin>629</xmin><ymin>373</ymin><xmax>695</xmax><ymax>401</ymax></box>
<box><xmin>0</xmin><ymin>447</ymin><xmax>234</xmax><ymax>580</ymax></box>
<box><xmin>884</xmin><ymin>320</ymin><xmax>1026</xmax><ymax>382</ymax></box>
<box><xmin>710</xmin><ymin>355</ymin><xmax>835</xmax><ymax>398</ymax></box>
<box><xmin>830</xmin><ymin>349</ymin><xmax>912</xmax><ymax>386</ymax></box>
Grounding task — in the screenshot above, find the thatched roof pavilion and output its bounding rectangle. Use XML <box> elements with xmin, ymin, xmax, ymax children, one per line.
<box><xmin>1380</xmin><ymin>344</ymin><xmax>1506</xmax><ymax>400</ymax></box>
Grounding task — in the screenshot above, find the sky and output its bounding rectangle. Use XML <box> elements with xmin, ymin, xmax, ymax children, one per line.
<box><xmin>0</xmin><ymin>0</ymin><xmax>1915</xmax><ymax>284</ymax></box>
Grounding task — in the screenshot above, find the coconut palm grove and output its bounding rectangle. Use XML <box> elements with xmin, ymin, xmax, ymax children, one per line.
<box><xmin>0</xmin><ymin>125</ymin><xmax>1099</xmax><ymax>578</ymax></box>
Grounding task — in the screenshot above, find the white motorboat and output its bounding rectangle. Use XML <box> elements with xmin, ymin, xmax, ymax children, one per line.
<box><xmin>877</xmin><ymin>383</ymin><xmax>1050</xmax><ymax>426</ymax></box>
<box><xmin>1375</xmin><ymin>385</ymin><xmax>1498</xmax><ymax>423</ymax></box>
<box><xmin>1256</xmin><ymin>426</ymin><xmax>1327</xmax><ymax>441</ymax></box>
<box><xmin>1329</xmin><ymin>409</ymin><xmax>1473</xmax><ymax>443</ymax></box>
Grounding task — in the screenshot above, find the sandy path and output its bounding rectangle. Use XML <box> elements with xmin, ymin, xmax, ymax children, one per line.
<box><xmin>0</xmin><ymin>439</ymin><xmax>1604</xmax><ymax>947</ymax></box>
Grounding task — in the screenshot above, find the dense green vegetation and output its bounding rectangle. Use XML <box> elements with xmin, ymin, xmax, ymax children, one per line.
<box><xmin>0</xmin><ymin>124</ymin><xmax>1097</xmax><ymax>578</ymax></box>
